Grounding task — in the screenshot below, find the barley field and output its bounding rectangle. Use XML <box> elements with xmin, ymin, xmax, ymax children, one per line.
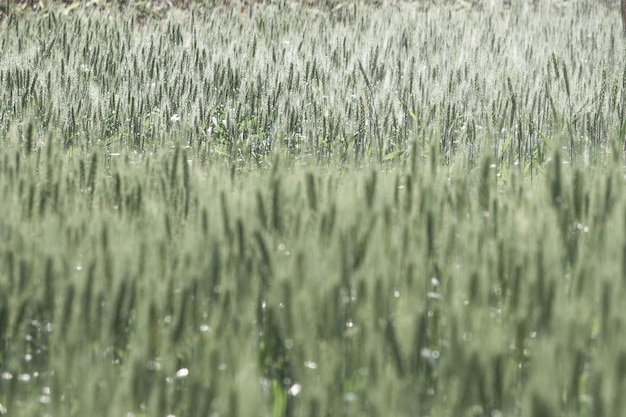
<box><xmin>1</xmin><ymin>1</ymin><xmax>626</xmax><ymax>416</ymax></box>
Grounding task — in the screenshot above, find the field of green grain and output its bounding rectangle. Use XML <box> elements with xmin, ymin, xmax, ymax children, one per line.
<box><xmin>2</xmin><ymin>1</ymin><xmax>626</xmax><ymax>416</ymax></box>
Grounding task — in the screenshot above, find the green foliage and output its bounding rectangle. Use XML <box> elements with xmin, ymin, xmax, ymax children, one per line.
<box><xmin>1</xmin><ymin>1</ymin><xmax>626</xmax><ymax>417</ymax></box>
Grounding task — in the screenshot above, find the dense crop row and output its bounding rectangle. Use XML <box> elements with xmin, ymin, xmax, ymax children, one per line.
<box><xmin>2</xmin><ymin>1</ymin><xmax>626</xmax><ymax>416</ymax></box>
<box><xmin>1</xmin><ymin>1</ymin><xmax>624</xmax><ymax>167</ymax></box>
